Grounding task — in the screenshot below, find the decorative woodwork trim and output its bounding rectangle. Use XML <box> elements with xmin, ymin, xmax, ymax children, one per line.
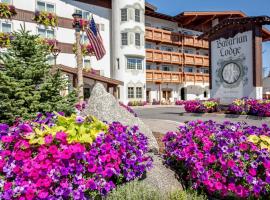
<box><xmin>12</xmin><ymin>9</ymin><xmax>73</xmax><ymax>29</ymax></box>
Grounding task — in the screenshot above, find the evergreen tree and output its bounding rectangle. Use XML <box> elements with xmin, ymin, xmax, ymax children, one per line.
<box><xmin>0</xmin><ymin>27</ymin><xmax>76</xmax><ymax>124</ymax></box>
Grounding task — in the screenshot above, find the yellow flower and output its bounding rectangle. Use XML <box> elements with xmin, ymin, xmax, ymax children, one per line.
<box><xmin>260</xmin><ymin>142</ymin><xmax>270</xmax><ymax>151</ymax></box>
<box><xmin>260</xmin><ymin>135</ymin><xmax>270</xmax><ymax>144</ymax></box>
<box><xmin>247</xmin><ymin>135</ymin><xmax>260</xmax><ymax>144</ymax></box>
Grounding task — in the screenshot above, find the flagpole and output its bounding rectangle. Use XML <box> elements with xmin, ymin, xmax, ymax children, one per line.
<box><xmin>72</xmin><ymin>13</ymin><xmax>84</xmax><ymax>103</ymax></box>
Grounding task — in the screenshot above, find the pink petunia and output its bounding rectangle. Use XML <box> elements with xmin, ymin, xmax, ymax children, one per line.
<box><xmin>1</xmin><ymin>135</ymin><xmax>14</xmax><ymax>143</ymax></box>
<box><xmin>249</xmin><ymin>168</ymin><xmax>257</xmax><ymax>176</ymax></box>
<box><xmin>37</xmin><ymin>190</ymin><xmax>49</xmax><ymax>199</ymax></box>
<box><xmin>44</xmin><ymin>134</ymin><xmax>53</xmax><ymax>144</ymax></box>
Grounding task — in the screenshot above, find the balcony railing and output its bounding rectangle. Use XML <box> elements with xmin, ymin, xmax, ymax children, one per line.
<box><xmin>146</xmin><ymin>49</ymin><xmax>209</xmax><ymax>67</ymax></box>
<box><xmin>145</xmin><ymin>27</ymin><xmax>209</xmax><ymax>49</ymax></box>
<box><xmin>146</xmin><ymin>70</ymin><xmax>209</xmax><ymax>84</ymax></box>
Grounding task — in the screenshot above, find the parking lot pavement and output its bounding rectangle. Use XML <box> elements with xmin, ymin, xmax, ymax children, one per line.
<box><xmin>134</xmin><ymin>106</ymin><xmax>270</xmax><ymax>127</ymax></box>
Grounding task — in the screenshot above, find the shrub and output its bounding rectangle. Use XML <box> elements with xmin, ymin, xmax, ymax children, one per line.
<box><xmin>184</xmin><ymin>99</ymin><xmax>219</xmax><ymax>113</ymax></box>
<box><xmin>163</xmin><ymin>120</ymin><xmax>270</xmax><ymax>199</ymax></box>
<box><xmin>152</xmin><ymin>99</ymin><xmax>160</xmax><ymax>105</ymax></box>
<box><xmin>128</xmin><ymin>101</ymin><xmax>147</xmax><ymax>107</ymax></box>
<box><xmin>0</xmin><ymin>28</ymin><xmax>76</xmax><ymax>124</ymax></box>
<box><xmin>228</xmin><ymin>98</ymin><xmax>270</xmax><ymax>117</ymax></box>
<box><xmin>0</xmin><ymin>114</ymin><xmax>152</xmax><ymax>199</ymax></box>
<box><xmin>107</xmin><ymin>181</ymin><xmax>161</xmax><ymax>200</ymax></box>
<box><xmin>107</xmin><ymin>181</ymin><xmax>207</xmax><ymax>200</ymax></box>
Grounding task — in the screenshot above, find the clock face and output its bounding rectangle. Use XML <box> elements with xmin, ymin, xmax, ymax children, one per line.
<box><xmin>222</xmin><ymin>63</ymin><xmax>241</xmax><ymax>84</ymax></box>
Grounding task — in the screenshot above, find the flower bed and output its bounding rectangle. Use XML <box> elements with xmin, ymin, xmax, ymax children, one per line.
<box><xmin>184</xmin><ymin>99</ymin><xmax>220</xmax><ymax>113</ymax></box>
<box><xmin>228</xmin><ymin>98</ymin><xmax>270</xmax><ymax>117</ymax></box>
<box><xmin>0</xmin><ymin>114</ymin><xmax>152</xmax><ymax>199</ymax></box>
<box><xmin>0</xmin><ymin>3</ymin><xmax>16</xmax><ymax>19</ymax></box>
<box><xmin>34</xmin><ymin>11</ymin><xmax>58</xmax><ymax>27</ymax></box>
<box><xmin>128</xmin><ymin>101</ymin><xmax>147</xmax><ymax>107</ymax></box>
<box><xmin>175</xmin><ymin>100</ymin><xmax>185</xmax><ymax>106</ymax></box>
<box><xmin>119</xmin><ymin>102</ymin><xmax>138</xmax><ymax>117</ymax></box>
<box><xmin>163</xmin><ymin>120</ymin><xmax>270</xmax><ymax>199</ymax></box>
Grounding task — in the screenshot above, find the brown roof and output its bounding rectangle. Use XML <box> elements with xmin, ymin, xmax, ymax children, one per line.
<box><xmin>199</xmin><ymin>16</ymin><xmax>270</xmax><ymax>41</ymax></box>
<box><xmin>57</xmin><ymin>64</ymin><xmax>123</xmax><ymax>86</ymax></box>
<box><xmin>145</xmin><ymin>9</ymin><xmax>270</xmax><ymax>41</ymax></box>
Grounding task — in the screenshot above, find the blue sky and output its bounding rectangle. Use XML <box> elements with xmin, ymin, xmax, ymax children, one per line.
<box><xmin>147</xmin><ymin>0</ymin><xmax>270</xmax><ymax>76</ymax></box>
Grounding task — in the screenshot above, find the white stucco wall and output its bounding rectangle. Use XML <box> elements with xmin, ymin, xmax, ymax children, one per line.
<box><xmin>112</xmin><ymin>0</ymin><xmax>146</xmax><ymax>104</ymax></box>
<box><xmin>11</xmin><ymin>0</ymin><xmax>112</xmax><ymax>77</ymax></box>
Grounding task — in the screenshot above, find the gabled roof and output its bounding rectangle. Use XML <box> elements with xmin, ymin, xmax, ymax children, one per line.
<box><xmin>199</xmin><ymin>16</ymin><xmax>270</xmax><ymax>41</ymax></box>
<box><xmin>145</xmin><ymin>9</ymin><xmax>270</xmax><ymax>41</ymax></box>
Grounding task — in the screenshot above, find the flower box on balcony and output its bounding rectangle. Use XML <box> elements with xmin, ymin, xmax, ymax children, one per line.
<box><xmin>34</xmin><ymin>11</ymin><xmax>58</xmax><ymax>27</ymax></box>
<box><xmin>0</xmin><ymin>3</ymin><xmax>17</xmax><ymax>19</ymax></box>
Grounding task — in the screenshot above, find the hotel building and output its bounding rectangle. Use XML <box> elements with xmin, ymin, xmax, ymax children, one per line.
<box><xmin>1</xmin><ymin>0</ymin><xmax>270</xmax><ymax>103</ymax></box>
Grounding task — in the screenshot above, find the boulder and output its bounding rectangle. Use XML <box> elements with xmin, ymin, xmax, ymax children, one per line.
<box><xmin>82</xmin><ymin>83</ymin><xmax>182</xmax><ymax>193</ymax></box>
<box><xmin>81</xmin><ymin>83</ymin><xmax>159</xmax><ymax>153</ymax></box>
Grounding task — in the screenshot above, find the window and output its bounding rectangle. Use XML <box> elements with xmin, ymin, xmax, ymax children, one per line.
<box><xmin>163</xmin><ymin>66</ymin><xmax>170</xmax><ymax>71</ymax></box>
<box><xmin>1</xmin><ymin>0</ymin><xmax>11</xmax><ymax>4</ymax></box>
<box><xmin>135</xmin><ymin>9</ymin><xmax>140</xmax><ymax>22</ymax></box>
<box><xmin>96</xmin><ymin>23</ymin><xmax>105</xmax><ymax>31</ymax></box>
<box><xmin>136</xmin><ymin>87</ymin><xmax>142</xmax><ymax>98</ymax></box>
<box><xmin>127</xmin><ymin>57</ymin><xmax>143</xmax><ymax>70</ymax></box>
<box><xmin>184</xmin><ymin>49</ymin><xmax>194</xmax><ymax>54</ymax></box>
<box><xmin>161</xmin><ymin>46</ymin><xmax>173</xmax><ymax>52</ymax></box>
<box><xmin>121</xmin><ymin>33</ymin><xmax>128</xmax><ymax>46</ymax></box>
<box><xmin>128</xmin><ymin>87</ymin><xmax>134</xmax><ymax>98</ymax></box>
<box><xmin>135</xmin><ymin>33</ymin><xmax>140</xmax><ymax>46</ymax></box>
<box><xmin>121</xmin><ymin>8</ymin><xmax>127</xmax><ymax>22</ymax></box>
<box><xmin>202</xmin><ymin>68</ymin><xmax>209</xmax><ymax>74</ymax></box>
<box><xmin>1</xmin><ymin>22</ymin><xmax>12</xmax><ymax>33</ymax></box>
<box><xmin>83</xmin><ymin>59</ymin><xmax>91</xmax><ymax>68</ymax></box>
<box><xmin>184</xmin><ymin>67</ymin><xmax>193</xmax><ymax>73</ymax></box>
<box><xmin>37</xmin><ymin>1</ymin><xmax>55</xmax><ymax>13</ymax></box>
<box><xmin>145</xmin><ymin>43</ymin><xmax>152</xmax><ymax>49</ymax></box>
<box><xmin>37</xmin><ymin>28</ymin><xmax>55</xmax><ymax>39</ymax></box>
<box><xmin>145</xmin><ymin>23</ymin><xmax>151</xmax><ymax>27</ymax></box>
<box><xmin>75</xmin><ymin>9</ymin><xmax>90</xmax><ymax>20</ymax></box>
<box><xmin>146</xmin><ymin>64</ymin><xmax>151</xmax><ymax>70</ymax></box>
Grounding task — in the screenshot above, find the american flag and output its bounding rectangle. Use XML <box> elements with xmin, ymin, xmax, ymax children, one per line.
<box><xmin>86</xmin><ymin>16</ymin><xmax>106</xmax><ymax>60</ymax></box>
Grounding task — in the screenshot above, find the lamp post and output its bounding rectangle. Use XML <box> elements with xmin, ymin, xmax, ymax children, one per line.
<box><xmin>51</xmin><ymin>44</ymin><xmax>61</xmax><ymax>68</ymax></box>
<box><xmin>72</xmin><ymin>12</ymin><xmax>84</xmax><ymax>103</ymax></box>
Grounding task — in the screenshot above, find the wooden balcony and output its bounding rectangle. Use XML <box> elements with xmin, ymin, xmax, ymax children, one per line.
<box><xmin>145</xmin><ymin>27</ymin><xmax>209</xmax><ymax>49</ymax></box>
<box><xmin>146</xmin><ymin>49</ymin><xmax>209</xmax><ymax>67</ymax></box>
<box><xmin>146</xmin><ymin>70</ymin><xmax>209</xmax><ymax>84</ymax></box>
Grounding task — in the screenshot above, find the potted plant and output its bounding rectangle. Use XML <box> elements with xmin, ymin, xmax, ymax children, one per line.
<box><xmin>0</xmin><ymin>3</ymin><xmax>17</xmax><ymax>19</ymax></box>
<box><xmin>33</xmin><ymin>11</ymin><xmax>58</xmax><ymax>27</ymax></box>
<box><xmin>73</xmin><ymin>43</ymin><xmax>95</xmax><ymax>57</ymax></box>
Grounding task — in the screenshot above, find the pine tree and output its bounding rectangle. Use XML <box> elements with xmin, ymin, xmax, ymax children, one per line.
<box><xmin>0</xmin><ymin>27</ymin><xmax>76</xmax><ymax>124</ymax></box>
